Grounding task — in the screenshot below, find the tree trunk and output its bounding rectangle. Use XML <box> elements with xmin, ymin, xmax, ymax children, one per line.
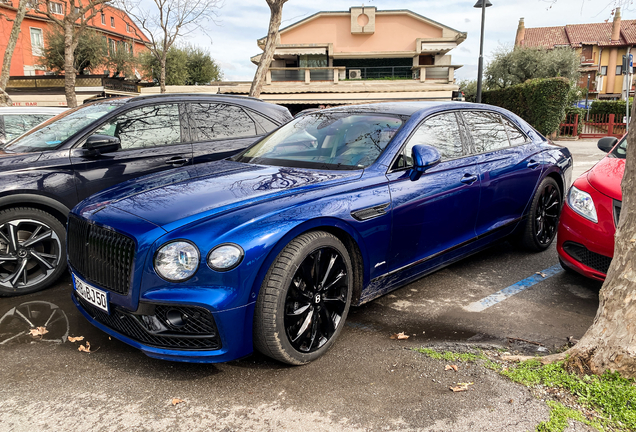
<box><xmin>249</xmin><ymin>0</ymin><xmax>287</xmax><ymax>98</ymax></box>
<box><xmin>0</xmin><ymin>0</ymin><xmax>29</xmax><ymax>106</ymax></box>
<box><xmin>160</xmin><ymin>53</ymin><xmax>167</xmax><ymax>93</ymax></box>
<box><xmin>63</xmin><ymin>24</ymin><xmax>79</xmax><ymax>108</ymax></box>
<box><xmin>560</xmin><ymin>102</ymin><xmax>636</xmax><ymax>377</ymax></box>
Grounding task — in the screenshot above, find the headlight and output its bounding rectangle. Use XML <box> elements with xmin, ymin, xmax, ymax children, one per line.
<box><xmin>154</xmin><ymin>241</ymin><xmax>200</xmax><ymax>281</ymax></box>
<box><xmin>568</xmin><ymin>186</ymin><xmax>598</xmax><ymax>223</ymax></box>
<box><xmin>207</xmin><ymin>244</ymin><xmax>244</xmax><ymax>271</ymax></box>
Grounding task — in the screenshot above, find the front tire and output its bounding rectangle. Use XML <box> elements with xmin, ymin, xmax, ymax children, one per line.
<box><xmin>0</xmin><ymin>208</ymin><xmax>66</xmax><ymax>297</ymax></box>
<box><xmin>253</xmin><ymin>231</ymin><xmax>353</xmax><ymax>365</ymax></box>
<box><xmin>518</xmin><ymin>177</ymin><xmax>562</xmax><ymax>251</ymax></box>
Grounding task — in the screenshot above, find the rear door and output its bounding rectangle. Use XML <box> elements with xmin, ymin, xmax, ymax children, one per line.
<box><xmin>70</xmin><ymin>102</ymin><xmax>194</xmax><ymax>200</ymax></box>
<box><xmin>188</xmin><ymin>103</ymin><xmax>274</xmax><ymax>164</ymax></box>
<box><xmin>462</xmin><ymin>110</ymin><xmax>543</xmax><ymax>237</ymax></box>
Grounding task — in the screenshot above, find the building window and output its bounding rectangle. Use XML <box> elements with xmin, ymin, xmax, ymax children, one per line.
<box><xmin>101</xmin><ymin>14</ymin><xmax>105</xmax><ymax>25</ymax></box>
<box><xmin>30</xmin><ymin>28</ymin><xmax>44</xmax><ymax>56</ymax></box>
<box><xmin>126</xmin><ymin>23</ymin><xmax>131</xmax><ymax>33</ymax></box>
<box><xmin>108</xmin><ymin>38</ymin><xmax>117</xmax><ymax>54</ymax></box>
<box><xmin>616</xmin><ymin>65</ymin><xmax>623</xmax><ymax>75</ymax></box>
<box><xmin>111</xmin><ymin>17</ymin><xmax>115</xmax><ymax>27</ymax></box>
<box><xmin>600</xmin><ymin>66</ymin><xmax>608</xmax><ymax>76</ymax></box>
<box><xmin>49</xmin><ymin>2</ymin><xmax>64</xmax><ymax>14</ymax></box>
<box><xmin>74</xmin><ymin>6</ymin><xmax>80</xmax><ymax>14</ymax></box>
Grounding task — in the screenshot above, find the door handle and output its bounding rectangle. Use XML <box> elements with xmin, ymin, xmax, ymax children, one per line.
<box><xmin>165</xmin><ymin>157</ymin><xmax>190</xmax><ymax>166</ymax></box>
<box><xmin>460</xmin><ymin>174</ymin><xmax>478</xmax><ymax>185</ymax></box>
<box><xmin>527</xmin><ymin>160</ymin><xmax>540</xmax><ymax>169</ymax></box>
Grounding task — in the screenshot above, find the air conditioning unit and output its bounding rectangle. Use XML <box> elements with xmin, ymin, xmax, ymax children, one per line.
<box><xmin>349</xmin><ymin>69</ymin><xmax>362</xmax><ymax>80</ymax></box>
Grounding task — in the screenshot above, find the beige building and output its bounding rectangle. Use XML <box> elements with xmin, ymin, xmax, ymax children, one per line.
<box><xmin>214</xmin><ymin>6</ymin><xmax>467</xmax><ymax>110</ymax></box>
<box><xmin>515</xmin><ymin>8</ymin><xmax>636</xmax><ymax>99</ymax></box>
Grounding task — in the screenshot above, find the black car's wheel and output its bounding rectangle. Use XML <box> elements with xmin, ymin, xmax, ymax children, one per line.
<box><xmin>0</xmin><ymin>208</ymin><xmax>66</xmax><ymax>297</ymax></box>
<box><xmin>253</xmin><ymin>231</ymin><xmax>353</xmax><ymax>365</ymax></box>
<box><xmin>519</xmin><ymin>177</ymin><xmax>562</xmax><ymax>251</ymax></box>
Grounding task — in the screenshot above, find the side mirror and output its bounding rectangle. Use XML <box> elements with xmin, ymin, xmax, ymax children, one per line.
<box><xmin>410</xmin><ymin>145</ymin><xmax>441</xmax><ymax>180</ymax></box>
<box><xmin>597</xmin><ymin>136</ymin><xmax>618</xmax><ymax>153</ymax></box>
<box><xmin>85</xmin><ymin>134</ymin><xmax>121</xmax><ymax>155</ymax></box>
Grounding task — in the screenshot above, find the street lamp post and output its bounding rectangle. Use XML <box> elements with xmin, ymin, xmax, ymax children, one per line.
<box><xmin>474</xmin><ymin>0</ymin><xmax>492</xmax><ymax>103</ymax></box>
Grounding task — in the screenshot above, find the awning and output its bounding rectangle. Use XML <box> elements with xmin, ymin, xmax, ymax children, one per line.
<box><xmin>420</xmin><ymin>42</ymin><xmax>457</xmax><ymax>53</ymax></box>
<box><xmin>274</xmin><ymin>47</ymin><xmax>327</xmax><ymax>56</ymax></box>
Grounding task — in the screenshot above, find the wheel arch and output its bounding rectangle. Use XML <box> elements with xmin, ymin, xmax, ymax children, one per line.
<box><xmin>0</xmin><ymin>193</ymin><xmax>71</xmax><ymax>225</ymax></box>
<box><xmin>249</xmin><ymin>217</ymin><xmax>369</xmax><ymax>306</ymax></box>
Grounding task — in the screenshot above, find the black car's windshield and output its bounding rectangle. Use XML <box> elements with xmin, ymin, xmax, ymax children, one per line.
<box><xmin>236</xmin><ymin>112</ymin><xmax>403</xmax><ymax>170</ymax></box>
<box><xmin>611</xmin><ymin>136</ymin><xmax>627</xmax><ymax>159</ymax></box>
<box><xmin>4</xmin><ymin>101</ymin><xmax>123</xmax><ymax>153</ymax></box>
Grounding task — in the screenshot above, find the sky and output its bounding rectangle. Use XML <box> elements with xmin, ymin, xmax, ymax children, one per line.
<box><xmin>186</xmin><ymin>0</ymin><xmax>629</xmax><ymax>82</ymax></box>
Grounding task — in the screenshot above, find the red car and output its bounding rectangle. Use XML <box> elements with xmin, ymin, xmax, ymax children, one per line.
<box><xmin>557</xmin><ymin>135</ymin><xmax>626</xmax><ymax>280</ymax></box>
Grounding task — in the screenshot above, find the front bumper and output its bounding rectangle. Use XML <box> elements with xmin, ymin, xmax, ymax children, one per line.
<box><xmin>72</xmin><ymin>291</ymin><xmax>256</xmax><ymax>363</ymax></box>
<box><xmin>556</xmin><ymin>186</ymin><xmax>615</xmax><ymax>281</ymax></box>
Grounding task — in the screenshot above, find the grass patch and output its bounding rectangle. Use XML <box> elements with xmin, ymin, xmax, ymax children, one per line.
<box><xmin>503</xmin><ymin>359</ymin><xmax>636</xmax><ymax>431</ymax></box>
<box><xmin>414</xmin><ymin>347</ymin><xmax>485</xmax><ymax>362</ymax></box>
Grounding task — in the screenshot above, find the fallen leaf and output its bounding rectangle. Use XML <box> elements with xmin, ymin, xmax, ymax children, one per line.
<box><xmin>29</xmin><ymin>327</ymin><xmax>48</xmax><ymax>337</ymax></box>
<box><xmin>390</xmin><ymin>332</ymin><xmax>409</xmax><ymax>340</ymax></box>
<box><xmin>445</xmin><ymin>364</ymin><xmax>458</xmax><ymax>372</ymax></box>
<box><xmin>78</xmin><ymin>342</ymin><xmax>91</xmax><ymax>353</ymax></box>
<box><xmin>536</xmin><ymin>272</ymin><xmax>547</xmax><ymax>278</ymax></box>
<box><xmin>68</xmin><ymin>336</ymin><xmax>84</xmax><ymax>342</ymax></box>
<box><xmin>172</xmin><ymin>398</ymin><xmax>185</xmax><ymax>406</ymax></box>
<box><xmin>450</xmin><ymin>382</ymin><xmax>474</xmax><ymax>392</ymax></box>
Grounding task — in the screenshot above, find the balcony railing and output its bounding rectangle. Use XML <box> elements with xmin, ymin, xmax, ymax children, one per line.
<box><xmin>266</xmin><ymin>65</ymin><xmax>457</xmax><ymax>85</ymax></box>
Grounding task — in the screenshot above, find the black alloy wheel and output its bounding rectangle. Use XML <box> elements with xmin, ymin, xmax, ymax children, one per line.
<box><xmin>0</xmin><ymin>208</ymin><xmax>66</xmax><ymax>296</ymax></box>
<box><xmin>518</xmin><ymin>177</ymin><xmax>562</xmax><ymax>251</ymax></box>
<box><xmin>254</xmin><ymin>231</ymin><xmax>353</xmax><ymax>365</ymax></box>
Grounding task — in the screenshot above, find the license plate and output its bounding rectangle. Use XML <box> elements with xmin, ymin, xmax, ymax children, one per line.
<box><xmin>73</xmin><ymin>274</ymin><xmax>109</xmax><ymax>313</ymax></box>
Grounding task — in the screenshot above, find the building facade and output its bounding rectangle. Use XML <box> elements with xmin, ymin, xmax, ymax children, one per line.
<box><xmin>515</xmin><ymin>8</ymin><xmax>636</xmax><ymax>100</ymax></box>
<box><xmin>218</xmin><ymin>6</ymin><xmax>466</xmax><ymax>109</ymax></box>
<box><xmin>0</xmin><ymin>0</ymin><xmax>148</xmax><ymax>78</ymax></box>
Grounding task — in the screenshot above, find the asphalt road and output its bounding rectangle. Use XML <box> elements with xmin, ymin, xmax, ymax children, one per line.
<box><xmin>0</xmin><ymin>139</ymin><xmax>606</xmax><ymax>431</ymax></box>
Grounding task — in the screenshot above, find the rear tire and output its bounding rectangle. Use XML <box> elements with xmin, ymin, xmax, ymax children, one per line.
<box><xmin>0</xmin><ymin>208</ymin><xmax>66</xmax><ymax>297</ymax></box>
<box><xmin>518</xmin><ymin>177</ymin><xmax>562</xmax><ymax>251</ymax></box>
<box><xmin>253</xmin><ymin>231</ymin><xmax>353</xmax><ymax>365</ymax></box>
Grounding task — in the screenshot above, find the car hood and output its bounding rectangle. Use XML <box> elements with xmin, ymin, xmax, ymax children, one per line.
<box><xmin>587</xmin><ymin>156</ymin><xmax>625</xmax><ymax>200</ymax></box>
<box><xmin>77</xmin><ymin>160</ymin><xmax>362</xmax><ymax>229</ymax></box>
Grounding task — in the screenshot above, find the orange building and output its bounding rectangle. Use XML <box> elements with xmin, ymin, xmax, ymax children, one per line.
<box><xmin>0</xmin><ymin>0</ymin><xmax>149</xmax><ymax>77</ymax></box>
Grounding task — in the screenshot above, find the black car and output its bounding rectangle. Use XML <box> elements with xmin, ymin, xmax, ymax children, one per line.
<box><xmin>0</xmin><ymin>94</ymin><xmax>292</xmax><ymax>296</ymax></box>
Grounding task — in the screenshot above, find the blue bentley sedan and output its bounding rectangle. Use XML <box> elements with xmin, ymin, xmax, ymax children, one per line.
<box><xmin>68</xmin><ymin>102</ymin><xmax>572</xmax><ymax>365</ymax></box>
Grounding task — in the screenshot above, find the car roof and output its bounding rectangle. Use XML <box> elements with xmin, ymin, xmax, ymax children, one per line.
<box><xmin>0</xmin><ymin>107</ymin><xmax>68</xmax><ymax>114</ymax></box>
<box><xmin>320</xmin><ymin>101</ymin><xmax>512</xmax><ymax>117</ymax></box>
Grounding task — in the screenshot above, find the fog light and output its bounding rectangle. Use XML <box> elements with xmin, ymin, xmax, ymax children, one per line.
<box><xmin>165</xmin><ymin>309</ymin><xmax>187</xmax><ymax>327</ymax></box>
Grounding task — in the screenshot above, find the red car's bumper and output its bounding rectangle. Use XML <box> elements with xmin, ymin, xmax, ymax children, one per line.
<box><xmin>557</xmin><ymin>177</ymin><xmax>616</xmax><ymax>281</ymax></box>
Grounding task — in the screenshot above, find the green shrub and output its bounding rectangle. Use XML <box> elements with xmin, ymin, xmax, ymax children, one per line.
<box><xmin>590</xmin><ymin>100</ymin><xmax>627</xmax><ymax>117</ymax></box>
<box><xmin>482</xmin><ymin>77</ymin><xmax>570</xmax><ymax>136</ymax></box>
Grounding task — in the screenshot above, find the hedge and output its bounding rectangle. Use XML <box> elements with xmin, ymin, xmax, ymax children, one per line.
<box><xmin>589</xmin><ymin>100</ymin><xmax>628</xmax><ymax>117</ymax></box>
<box><xmin>482</xmin><ymin>77</ymin><xmax>570</xmax><ymax>136</ymax></box>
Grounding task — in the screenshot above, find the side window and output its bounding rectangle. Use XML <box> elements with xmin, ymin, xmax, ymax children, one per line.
<box><xmin>94</xmin><ymin>104</ymin><xmax>182</xmax><ymax>150</ymax></box>
<box><xmin>501</xmin><ymin>116</ymin><xmax>529</xmax><ymax>146</ymax></box>
<box><xmin>248</xmin><ymin>110</ymin><xmax>279</xmax><ymax>133</ymax></box>
<box><xmin>462</xmin><ymin>111</ymin><xmax>510</xmax><ymax>153</ymax></box>
<box><xmin>395</xmin><ymin>112</ymin><xmax>463</xmax><ymax>169</ymax></box>
<box><xmin>189</xmin><ymin>103</ymin><xmax>257</xmax><ymax>141</ymax></box>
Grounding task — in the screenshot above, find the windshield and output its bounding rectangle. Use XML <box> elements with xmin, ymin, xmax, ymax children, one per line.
<box><xmin>236</xmin><ymin>112</ymin><xmax>403</xmax><ymax>170</ymax></box>
<box><xmin>4</xmin><ymin>101</ymin><xmax>123</xmax><ymax>153</ymax></box>
<box><xmin>611</xmin><ymin>136</ymin><xmax>627</xmax><ymax>159</ymax></box>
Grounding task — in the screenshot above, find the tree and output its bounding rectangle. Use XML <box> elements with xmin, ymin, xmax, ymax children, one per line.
<box><xmin>117</xmin><ymin>0</ymin><xmax>222</xmax><ymax>93</ymax></box>
<box><xmin>107</xmin><ymin>40</ymin><xmax>140</xmax><ymax>78</ymax></box>
<box><xmin>30</xmin><ymin>0</ymin><xmax>113</xmax><ymax>107</ymax></box>
<box><xmin>457</xmin><ymin>79</ymin><xmax>477</xmax><ymax>103</ymax></box>
<box><xmin>484</xmin><ymin>46</ymin><xmax>579</xmax><ymax>90</ymax></box>
<box><xmin>40</xmin><ymin>27</ymin><xmax>107</xmax><ymax>75</ymax></box>
<box><xmin>0</xmin><ymin>0</ymin><xmax>29</xmax><ymax>106</ymax></box>
<box><xmin>249</xmin><ymin>0</ymin><xmax>289</xmax><ymax>98</ymax></box>
<box><xmin>185</xmin><ymin>46</ymin><xmax>222</xmax><ymax>85</ymax></box>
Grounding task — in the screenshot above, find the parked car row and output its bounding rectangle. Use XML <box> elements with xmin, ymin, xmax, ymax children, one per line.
<box><xmin>61</xmin><ymin>101</ymin><xmax>572</xmax><ymax>365</ymax></box>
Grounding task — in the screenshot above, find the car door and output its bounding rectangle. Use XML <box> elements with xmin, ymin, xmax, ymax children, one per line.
<box><xmin>462</xmin><ymin>110</ymin><xmax>543</xmax><ymax>237</ymax></box>
<box><xmin>188</xmin><ymin>103</ymin><xmax>273</xmax><ymax>164</ymax></box>
<box><xmin>70</xmin><ymin>103</ymin><xmax>193</xmax><ymax>200</ymax></box>
<box><xmin>386</xmin><ymin>111</ymin><xmax>481</xmax><ymax>274</ymax></box>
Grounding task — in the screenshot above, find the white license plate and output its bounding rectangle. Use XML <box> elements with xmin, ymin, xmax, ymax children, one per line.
<box><xmin>73</xmin><ymin>274</ymin><xmax>109</xmax><ymax>313</ymax></box>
